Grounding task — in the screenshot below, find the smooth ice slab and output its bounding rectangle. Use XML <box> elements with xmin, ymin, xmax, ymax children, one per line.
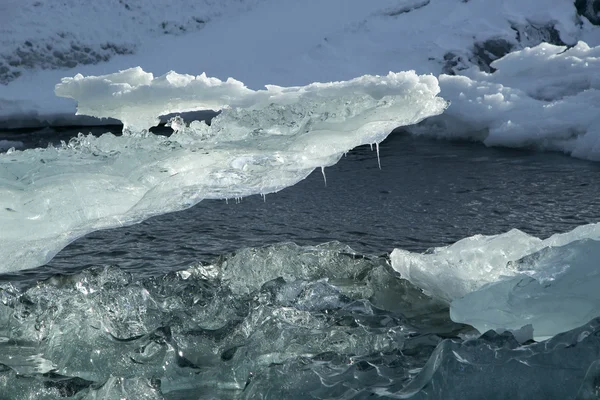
<box><xmin>0</xmin><ymin>69</ymin><xmax>446</xmax><ymax>273</ymax></box>
<box><xmin>451</xmin><ymin>238</ymin><xmax>600</xmax><ymax>341</ymax></box>
<box><xmin>391</xmin><ymin>223</ymin><xmax>600</xmax><ymax>339</ymax></box>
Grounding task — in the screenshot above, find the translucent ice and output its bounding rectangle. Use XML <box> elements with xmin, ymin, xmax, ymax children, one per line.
<box><xmin>0</xmin><ymin>69</ymin><xmax>445</xmax><ymax>273</ymax></box>
<box><xmin>391</xmin><ymin>223</ymin><xmax>600</xmax><ymax>304</ymax></box>
<box><xmin>391</xmin><ymin>223</ymin><xmax>600</xmax><ymax>340</ymax></box>
<box><xmin>391</xmin><ymin>229</ymin><xmax>542</xmax><ymax>304</ymax></box>
<box><xmin>394</xmin><ymin>318</ymin><xmax>600</xmax><ymax>399</ymax></box>
<box><xmin>0</xmin><ymin>243</ymin><xmax>449</xmax><ymax>399</ymax></box>
<box><xmin>451</xmin><ymin>238</ymin><xmax>600</xmax><ymax>341</ymax></box>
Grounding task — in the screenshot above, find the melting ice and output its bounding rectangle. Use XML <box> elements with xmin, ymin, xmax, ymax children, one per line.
<box><xmin>2</xmin><ymin>38</ymin><xmax>600</xmax><ymax>398</ymax></box>
<box><xmin>2</xmin><ymin>242</ymin><xmax>600</xmax><ymax>399</ymax></box>
<box><xmin>0</xmin><ymin>68</ymin><xmax>445</xmax><ymax>273</ymax></box>
<box><xmin>391</xmin><ymin>223</ymin><xmax>600</xmax><ymax>340</ymax></box>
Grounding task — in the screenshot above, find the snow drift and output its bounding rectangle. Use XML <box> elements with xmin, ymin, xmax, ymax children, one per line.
<box><xmin>1</xmin><ymin>0</ymin><xmax>599</xmax><ymax>129</ymax></box>
<box><xmin>412</xmin><ymin>41</ymin><xmax>600</xmax><ymax>161</ymax></box>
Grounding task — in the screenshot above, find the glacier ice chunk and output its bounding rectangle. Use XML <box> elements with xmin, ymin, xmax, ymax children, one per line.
<box><xmin>391</xmin><ymin>222</ymin><xmax>600</xmax><ymax>304</ymax></box>
<box><xmin>394</xmin><ymin>318</ymin><xmax>600</xmax><ymax>399</ymax></box>
<box><xmin>391</xmin><ymin>223</ymin><xmax>600</xmax><ymax>340</ymax></box>
<box><xmin>0</xmin><ymin>68</ymin><xmax>446</xmax><ymax>273</ymax></box>
<box><xmin>451</xmin><ymin>238</ymin><xmax>600</xmax><ymax>341</ymax></box>
<box><xmin>390</xmin><ymin>229</ymin><xmax>542</xmax><ymax>304</ymax></box>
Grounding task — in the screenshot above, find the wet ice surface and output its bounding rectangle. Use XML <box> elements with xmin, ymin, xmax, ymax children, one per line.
<box><xmin>0</xmin><ymin>243</ymin><xmax>459</xmax><ymax>399</ymax></box>
<box><xmin>1</xmin><ymin>70</ymin><xmax>445</xmax><ymax>273</ymax></box>
<box><xmin>2</xmin><ymin>130</ymin><xmax>600</xmax><ymax>398</ymax></box>
<box><xmin>4</xmin><ymin>243</ymin><xmax>600</xmax><ymax>400</ymax></box>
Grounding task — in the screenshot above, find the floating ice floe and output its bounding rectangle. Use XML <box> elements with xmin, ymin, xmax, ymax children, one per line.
<box><xmin>0</xmin><ymin>68</ymin><xmax>445</xmax><ymax>273</ymax></box>
<box><xmin>391</xmin><ymin>222</ymin><xmax>600</xmax><ymax>340</ymax></box>
<box><xmin>413</xmin><ymin>41</ymin><xmax>600</xmax><ymax>160</ymax></box>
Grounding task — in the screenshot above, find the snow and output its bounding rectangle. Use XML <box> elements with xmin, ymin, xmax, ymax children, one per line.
<box><xmin>2</xmin><ymin>0</ymin><xmax>599</xmax><ymax>133</ymax></box>
<box><xmin>55</xmin><ymin>67</ymin><xmax>445</xmax><ymax>134</ymax></box>
<box><xmin>410</xmin><ymin>41</ymin><xmax>600</xmax><ymax>160</ymax></box>
<box><xmin>391</xmin><ymin>222</ymin><xmax>600</xmax><ymax>340</ymax></box>
<box><xmin>0</xmin><ymin>70</ymin><xmax>445</xmax><ymax>273</ymax></box>
<box><xmin>0</xmin><ymin>0</ymin><xmax>266</xmax><ymax>84</ymax></box>
<box><xmin>451</xmin><ymin>239</ymin><xmax>600</xmax><ymax>341</ymax></box>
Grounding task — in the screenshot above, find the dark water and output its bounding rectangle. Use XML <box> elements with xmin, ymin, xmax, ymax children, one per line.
<box><xmin>1</xmin><ymin>128</ymin><xmax>600</xmax><ymax>399</ymax></box>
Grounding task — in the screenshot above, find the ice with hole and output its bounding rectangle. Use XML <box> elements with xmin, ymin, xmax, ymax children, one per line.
<box><xmin>0</xmin><ymin>67</ymin><xmax>446</xmax><ymax>273</ymax></box>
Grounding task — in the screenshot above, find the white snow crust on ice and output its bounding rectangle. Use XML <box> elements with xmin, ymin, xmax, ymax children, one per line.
<box><xmin>411</xmin><ymin>41</ymin><xmax>600</xmax><ymax>160</ymax></box>
<box><xmin>0</xmin><ymin>69</ymin><xmax>446</xmax><ymax>273</ymax></box>
<box><xmin>391</xmin><ymin>222</ymin><xmax>600</xmax><ymax>340</ymax></box>
<box><xmin>54</xmin><ymin>66</ymin><xmax>445</xmax><ymax>134</ymax></box>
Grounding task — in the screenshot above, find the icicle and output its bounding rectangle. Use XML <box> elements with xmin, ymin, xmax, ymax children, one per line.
<box><xmin>261</xmin><ymin>193</ymin><xmax>266</xmax><ymax>202</ymax></box>
<box><xmin>321</xmin><ymin>166</ymin><xmax>327</xmax><ymax>187</ymax></box>
<box><xmin>370</xmin><ymin>143</ymin><xmax>373</xmax><ymax>151</ymax></box>
<box><xmin>225</xmin><ymin>198</ymin><xmax>229</xmax><ymax>204</ymax></box>
<box><xmin>376</xmin><ymin>142</ymin><xmax>381</xmax><ymax>169</ymax></box>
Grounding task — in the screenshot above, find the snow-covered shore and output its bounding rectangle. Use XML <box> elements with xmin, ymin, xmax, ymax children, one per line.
<box><xmin>2</xmin><ymin>0</ymin><xmax>599</xmax><ymax>131</ymax></box>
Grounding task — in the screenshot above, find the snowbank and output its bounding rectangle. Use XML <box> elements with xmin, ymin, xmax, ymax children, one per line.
<box><xmin>0</xmin><ymin>70</ymin><xmax>445</xmax><ymax>273</ymax></box>
<box><xmin>411</xmin><ymin>41</ymin><xmax>600</xmax><ymax>160</ymax></box>
<box><xmin>2</xmin><ymin>0</ymin><xmax>598</xmax><ymax>129</ymax></box>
